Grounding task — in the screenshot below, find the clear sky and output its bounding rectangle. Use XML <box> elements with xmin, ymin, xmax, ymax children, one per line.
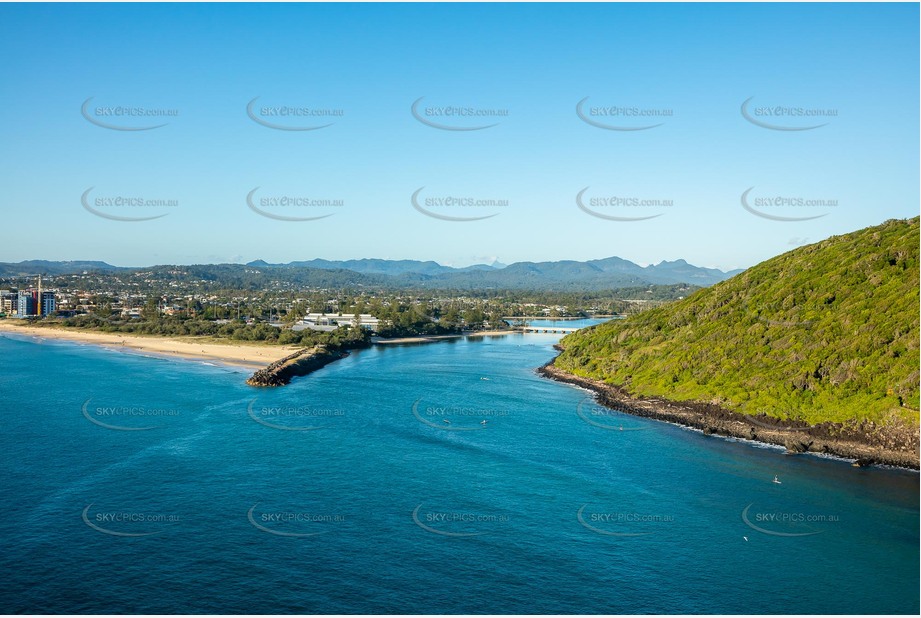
<box><xmin>0</xmin><ymin>2</ymin><xmax>918</xmax><ymax>271</ymax></box>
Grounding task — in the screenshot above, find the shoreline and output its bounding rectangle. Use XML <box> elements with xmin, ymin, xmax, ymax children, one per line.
<box><xmin>538</xmin><ymin>358</ymin><xmax>920</xmax><ymax>471</ymax></box>
<box><xmin>0</xmin><ymin>320</ymin><xmax>300</xmax><ymax>370</ymax></box>
<box><xmin>501</xmin><ymin>315</ymin><xmax>619</xmax><ymax>321</ymax></box>
<box><xmin>246</xmin><ymin>345</ymin><xmax>348</xmax><ymax>387</ymax></box>
<box><xmin>372</xmin><ymin>329</ymin><xmax>519</xmax><ymax>345</ymax></box>
<box><xmin>12</xmin><ymin>318</ymin><xmax>913</xmax><ymax>470</ymax></box>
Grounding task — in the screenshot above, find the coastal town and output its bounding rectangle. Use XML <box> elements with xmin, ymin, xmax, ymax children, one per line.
<box><xmin>0</xmin><ymin>270</ymin><xmax>652</xmax><ymax>338</ymax></box>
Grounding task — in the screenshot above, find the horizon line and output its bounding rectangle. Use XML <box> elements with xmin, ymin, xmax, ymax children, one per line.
<box><xmin>0</xmin><ymin>254</ymin><xmax>751</xmax><ymax>274</ymax></box>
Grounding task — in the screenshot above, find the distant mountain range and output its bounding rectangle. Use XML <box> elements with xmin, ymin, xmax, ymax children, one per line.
<box><xmin>246</xmin><ymin>258</ymin><xmax>500</xmax><ymax>277</ymax></box>
<box><xmin>0</xmin><ymin>260</ymin><xmax>122</xmax><ymax>276</ymax></box>
<box><xmin>0</xmin><ymin>256</ymin><xmax>744</xmax><ymax>291</ymax></box>
<box><xmin>247</xmin><ymin>257</ymin><xmax>743</xmax><ymax>289</ymax></box>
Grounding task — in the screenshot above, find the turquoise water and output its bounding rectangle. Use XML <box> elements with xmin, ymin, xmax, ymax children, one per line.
<box><xmin>0</xmin><ymin>326</ymin><xmax>917</xmax><ymax>614</ymax></box>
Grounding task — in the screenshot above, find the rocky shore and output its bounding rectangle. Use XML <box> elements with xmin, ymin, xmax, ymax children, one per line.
<box><xmin>246</xmin><ymin>345</ymin><xmax>347</xmax><ymax>387</ymax></box>
<box><xmin>539</xmin><ymin>357</ymin><xmax>920</xmax><ymax>470</ymax></box>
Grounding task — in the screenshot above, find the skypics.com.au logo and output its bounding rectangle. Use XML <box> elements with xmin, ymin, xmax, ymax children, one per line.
<box><xmin>741</xmin><ymin>96</ymin><xmax>837</xmax><ymax>131</ymax></box>
<box><xmin>411</xmin><ymin>187</ymin><xmax>508</xmax><ymax>222</ymax></box>
<box><xmin>411</xmin><ymin>97</ymin><xmax>508</xmax><ymax>131</ymax></box>
<box><xmin>246</xmin><ymin>187</ymin><xmax>343</xmax><ymax>222</ymax></box>
<box><xmin>576</xmin><ymin>97</ymin><xmax>672</xmax><ymax>131</ymax></box>
<box><xmin>81</xmin><ymin>188</ymin><xmax>178</xmax><ymax>222</ymax></box>
<box><xmin>576</xmin><ymin>187</ymin><xmax>672</xmax><ymax>221</ymax></box>
<box><xmin>246</xmin><ymin>97</ymin><xmax>343</xmax><ymax>131</ymax></box>
<box><xmin>81</xmin><ymin>97</ymin><xmax>178</xmax><ymax>131</ymax></box>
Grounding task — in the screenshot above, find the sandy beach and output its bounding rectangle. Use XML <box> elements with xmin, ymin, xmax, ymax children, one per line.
<box><xmin>0</xmin><ymin>320</ymin><xmax>301</xmax><ymax>369</ymax></box>
<box><xmin>0</xmin><ymin>321</ymin><xmax>524</xmax><ymax>364</ymax></box>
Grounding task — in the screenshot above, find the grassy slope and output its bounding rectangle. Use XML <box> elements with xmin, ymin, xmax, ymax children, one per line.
<box><xmin>555</xmin><ymin>217</ymin><xmax>920</xmax><ymax>427</ymax></box>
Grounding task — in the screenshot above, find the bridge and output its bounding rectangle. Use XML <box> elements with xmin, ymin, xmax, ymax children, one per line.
<box><xmin>518</xmin><ymin>326</ymin><xmax>581</xmax><ymax>334</ymax></box>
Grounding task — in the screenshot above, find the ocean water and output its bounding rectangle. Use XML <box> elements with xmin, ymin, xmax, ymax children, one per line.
<box><xmin>0</xmin><ymin>325</ymin><xmax>918</xmax><ymax>614</ymax></box>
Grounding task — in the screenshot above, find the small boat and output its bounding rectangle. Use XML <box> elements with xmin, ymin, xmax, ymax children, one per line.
<box><xmin>480</xmin><ymin>377</ymin><xmax>490</xmax><ymax>381</ymax></box>
<box><xmin>772</xmin><ymin>475</ymin><xmax>782</xmax><ymax>484</ymax></box>
<box><xmin>480</xmin><ymin>420</ymin><xmax>488</xmax><ymax>425</ymax></box>
<box><xmin>442</xmin><ymin>419</ymin><xmax>451</xmax><ymax>424</ymax></box>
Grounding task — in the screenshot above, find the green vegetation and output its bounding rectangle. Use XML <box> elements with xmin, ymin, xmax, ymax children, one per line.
<box><xmin>555</xmin><ymin>218</ymin><xmax>920</xmax><ymax>427</ymax></box>
<box><xmin>29</xmin><ymin>315</ymin><xmax>371</xmax><ymax>350</ymax></box>
<box><xmin>372</xmin><ymin>306</ymin><xmax>465</xmax><ymax>338</ymax></box>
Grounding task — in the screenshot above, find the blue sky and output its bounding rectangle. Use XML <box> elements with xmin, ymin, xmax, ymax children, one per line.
<box><xmin>0</xmin><ymin>2</ymin><xmax>917</xmax><ymax>271</ymax></box>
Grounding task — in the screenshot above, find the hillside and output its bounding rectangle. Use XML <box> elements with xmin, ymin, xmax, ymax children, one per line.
<box><xmin>552</xmin><ymin>218</ymin><xmax>920</xmax><ymax>436</ymax></box>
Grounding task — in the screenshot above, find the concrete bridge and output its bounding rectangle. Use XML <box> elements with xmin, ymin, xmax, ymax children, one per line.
<box><xmin>518</xmin><ymin>326</ymin><xmax>581</xmax><ymax>334</ymax></box>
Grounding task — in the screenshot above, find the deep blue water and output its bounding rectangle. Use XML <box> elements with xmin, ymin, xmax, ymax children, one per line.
<box><xmin>0</xmin><ymin>325</ymin><xmax>918</xmax><ymax>614</ymax></box>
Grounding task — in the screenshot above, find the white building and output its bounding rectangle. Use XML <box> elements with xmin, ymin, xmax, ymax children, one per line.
<box><xmin>301</xmin><ymin>312</ymin><xmax>380</xmax><ymax>330</ymax></box>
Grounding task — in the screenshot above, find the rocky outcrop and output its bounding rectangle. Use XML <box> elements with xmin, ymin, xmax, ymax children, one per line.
<box><xmin>538</xmin><ymin>360</ymin><xmax>920</xmax><ymax>470</ymax></box>
<box><xmin>246</xmin><ymin>346</ymin><xmax>347</xmax><ymax>387</ymax></box>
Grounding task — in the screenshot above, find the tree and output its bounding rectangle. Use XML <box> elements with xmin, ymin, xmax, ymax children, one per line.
<box><xmin>141</xmin><ymin>298</ymin><xmax>160</xmax><ymax>321</ymax></box>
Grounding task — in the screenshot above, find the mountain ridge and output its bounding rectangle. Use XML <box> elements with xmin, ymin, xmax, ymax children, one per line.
<box><xmin>0</xmin><ymin>255</ymin><xmax>742</xmax><ymax>290</ymax></box>
<box><xmin>246</xmin><ymin>255</ymin><xmax>741</xmax><ymax>288</ymax></box>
